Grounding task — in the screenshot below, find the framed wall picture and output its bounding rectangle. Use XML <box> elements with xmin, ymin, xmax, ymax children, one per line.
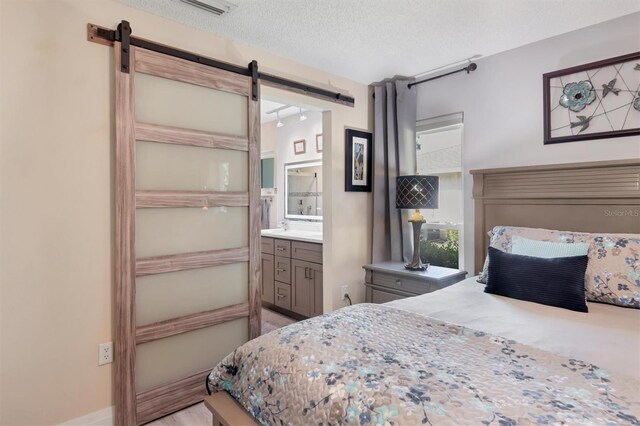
<box><xmin>293</xmin><ymin>139</ymin><xmax>306</xmax><ymax>155</ymax></box>
<box><xmin>316</xmin><ymin>133</ymin><xmax>323</xmax><ymax>153</ymax></box>
<box><xmin>543</xmin><ymin>51</ymin><xmax>640</xmax><ymax>145</ymax></box>
<box><xmin>345</xmin><ymin>129</ymin><xmax>372</xmax><ymax>192</ymax></box>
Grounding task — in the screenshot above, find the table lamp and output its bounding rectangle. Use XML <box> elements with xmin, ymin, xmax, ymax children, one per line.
<box><xmin>395</xmin><ymin>175</ymin><xmax>439</xmax><ymax>271</ymax></box>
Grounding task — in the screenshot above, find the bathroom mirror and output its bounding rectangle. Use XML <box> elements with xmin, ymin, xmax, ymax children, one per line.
<box><xmin>284</xmin><ymin>160</ymin><xmax>322</xmax><ymax>221</ymax></box>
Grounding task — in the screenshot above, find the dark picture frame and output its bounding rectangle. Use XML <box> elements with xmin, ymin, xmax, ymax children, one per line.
<box><xmin>543</xmin><ymin>51</ymin><xmax>640</xmax><ymax>145</ymax></box>
<box><xmin>345</xmin><ymin>129</ymin><xmax>372</xmax><ymax>192</ymax></box>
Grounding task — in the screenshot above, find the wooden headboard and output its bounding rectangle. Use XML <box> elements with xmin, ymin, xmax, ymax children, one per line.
<box><xmin>470</xmin><ymin>159</ymin><xmax>640</xmax><ymax>274</ymax></box>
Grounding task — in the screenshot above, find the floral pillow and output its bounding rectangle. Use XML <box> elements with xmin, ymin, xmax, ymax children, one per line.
<box><xmin>477</xmin><ymin>226</ymin><xmax>640</xmax><ymax>309</ymax></box>
<box><xmin>586</xmin><ymin>235</ymin><xmax>640</xmax><ymax>309</ymax></box>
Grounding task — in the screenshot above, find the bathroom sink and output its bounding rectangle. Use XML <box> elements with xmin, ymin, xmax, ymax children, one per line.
<box><xmin>260</xmin><ymin>228</ymin><xmax>323</xmax><ymax>243</ymax></box>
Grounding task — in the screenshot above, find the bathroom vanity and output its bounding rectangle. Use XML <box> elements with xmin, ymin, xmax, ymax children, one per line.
<box><xmin>260</xmin><ymin>229</ymin><xmax>323</xmax><ymax>319</ymax></box>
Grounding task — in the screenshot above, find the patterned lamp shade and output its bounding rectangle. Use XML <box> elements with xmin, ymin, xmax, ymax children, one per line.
<box><xmin>395</xmin><ymin>175</ymin><xmax>439</xmax><ymax>209</ymax></box>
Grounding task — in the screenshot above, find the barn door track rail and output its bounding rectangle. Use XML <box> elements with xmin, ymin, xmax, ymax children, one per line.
<box><xmin>88</xmin><ymin>20</ymin><xmax>355</xmax><ymax>107</ymax></box>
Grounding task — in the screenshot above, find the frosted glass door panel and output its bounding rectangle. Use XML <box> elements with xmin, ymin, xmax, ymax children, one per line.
<box><xmin>136</xmin><ymin>318</ymin><xmax>248</xmax><ymax>392</ymax></box>
<box><xmin>136</xmin><ymin>263</ymin><xmax>248</xmax><ymax>326</ymax></box>
<box><xmin>135</xmin><ymin>72</ymin><xmax>248</xmax><ymax>136</ymax></box>
<box><xmin>136</xmin><ymin>141</ymin><xmax>248</xmax><ymax>191</ymax></box>
<box><xmin>136</xmin><ymin>207</ymin><xmax>248</xmax><ymax>257</ymax></box>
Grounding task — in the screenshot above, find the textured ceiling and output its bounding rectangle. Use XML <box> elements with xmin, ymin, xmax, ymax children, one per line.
<box><xmin>118</xmin><ymin>0</ymin><xmax>640</xmax><ymax>83</ymax></box>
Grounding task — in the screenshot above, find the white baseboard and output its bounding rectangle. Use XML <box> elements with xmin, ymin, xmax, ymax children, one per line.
<box><xmin>59</xmin><ymin>406</ymin><xmax>114</xmax><ymax>426</ymax></box>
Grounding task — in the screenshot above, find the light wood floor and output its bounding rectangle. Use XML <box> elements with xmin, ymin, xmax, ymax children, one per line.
<box><xmin>261</xmin><ymin>306</ymin><xmax>297</xmax><ymax>334</ymax></box>
<box><xmin>148</xmin><ymin>308</ymin><xmax>296</xmax><ymax>425</ymax></box>
<box><xmin>146</xmin><ymin>402</ymin><xmax>211</xmax><ymax>426</ymax></box>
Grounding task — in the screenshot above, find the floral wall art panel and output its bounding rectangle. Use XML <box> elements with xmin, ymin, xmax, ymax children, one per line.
<box><xmin>543</xmin><ymin>52</ymin><xmax>640</xmax><ymax>144</ymax></box>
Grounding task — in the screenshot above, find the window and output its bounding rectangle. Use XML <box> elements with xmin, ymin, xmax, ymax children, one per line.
<box><xmin>416</xmin><ymin>114</ymin><xmax>463</xmax><ymax>269</ymax></box>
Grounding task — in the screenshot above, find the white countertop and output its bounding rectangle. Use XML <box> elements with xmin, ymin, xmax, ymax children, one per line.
<box><xmin>261</xmin><ymin>228</ymin><xmax>323</xmax><ymax>244</ymax></box>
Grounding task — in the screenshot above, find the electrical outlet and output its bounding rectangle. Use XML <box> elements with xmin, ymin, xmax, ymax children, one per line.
<box><xmin>99</xmin><ymin>342</ymin><xmax>113</xmax><ymax>366</ymax></box>
<box><xmin>341</xmin><ymin>285</ymin><xmax>349</xmax><ymax>299</ymax></box>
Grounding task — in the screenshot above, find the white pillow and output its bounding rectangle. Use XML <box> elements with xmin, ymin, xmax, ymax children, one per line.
<box><xmin>511</xmin><ymin>236</ymin><xmax>590</xmax><ymax>258</ymax></box>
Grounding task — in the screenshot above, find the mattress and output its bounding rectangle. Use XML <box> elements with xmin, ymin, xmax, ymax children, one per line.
<box><xmin>387</xmin><ymin>276</ymin><xmax>640</xmax><ymax>381</ymax></box>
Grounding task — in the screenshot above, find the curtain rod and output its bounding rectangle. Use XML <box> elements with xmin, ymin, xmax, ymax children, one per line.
<box><xmin>88</xmin><ymin>21</ymin><xmax>355</xmax><ymax>107</ymax></box>
<box><xmin>413</xmin><ymin>55</ymin><xmax>482</xmax><ymax>79</ymax></box>
<box><xmin>408</xmin><ymin>62</ymin><xmax>477</xmax><ymax>89</ymax></box>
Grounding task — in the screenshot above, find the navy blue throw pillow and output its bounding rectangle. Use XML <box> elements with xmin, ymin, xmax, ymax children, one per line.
<box><xmin>485</xmin><ymin>247</ymin><xmax>589</xmax><ymax>313</ymax></box>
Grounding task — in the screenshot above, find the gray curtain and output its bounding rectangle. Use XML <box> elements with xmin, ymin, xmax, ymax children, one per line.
<box><xmin>372</xmin><ymin>80</ymin><xmax>418</xmax><ymax>263</ymax></box>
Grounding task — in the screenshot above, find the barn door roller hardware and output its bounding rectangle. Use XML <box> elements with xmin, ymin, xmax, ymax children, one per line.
<box><xmin>249</xmin><ymin>60</ymin><xmax>258</xmax><ymax>101</ymax></box>
<box><xmin>116</xmin><ymin>20</ymin><xmax>131</xmax><ymax>73</ymax></box>
<box><xmin>89</xmin><ymin>20</ymin><xmax>355</xmax><ymax>106</ymax></box>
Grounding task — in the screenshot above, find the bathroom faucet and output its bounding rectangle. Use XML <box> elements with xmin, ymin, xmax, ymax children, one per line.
<box><xmin>279</xmin><ymin>219</ymin><xmax>289</xmax><ymax>231</ymax></box>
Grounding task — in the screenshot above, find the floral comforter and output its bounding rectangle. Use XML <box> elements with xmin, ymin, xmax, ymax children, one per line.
<box><xmin>207</xmin><ymin>304</ymin><xmax>639</xmax><ymax>425</ymax></box>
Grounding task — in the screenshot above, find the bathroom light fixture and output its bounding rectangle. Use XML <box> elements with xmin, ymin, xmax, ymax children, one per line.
<box><xmin>299</xmin><ymin>108</ymin><xmax>307</xmax><ymax>121</ymax></box>
<box><xmin>276</xmin><ymin>112</ymin><xmax>284</xmax><ymax>128</ymax></box>
<box><xmin>180</xmin><ymin>0</ymin><xmax>237</xmax><ymax>16</ymax></box>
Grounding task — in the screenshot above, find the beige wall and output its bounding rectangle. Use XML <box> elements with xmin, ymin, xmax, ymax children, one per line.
<box><xmin>261</xmin><ymin>121</ymin><xmax>277</xmax><ymax>154</ymax></box>
<box><xmin>0</xmin><ymin>1</ymin><xmax>372</xmax><ymax>424</ymax></box>
<box><xmin>260</xmin><ymin>121</ymin><xmax>278</xmax><ymax>228</ymax></box>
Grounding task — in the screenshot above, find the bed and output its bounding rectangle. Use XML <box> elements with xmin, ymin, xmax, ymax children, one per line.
<box><xmin>204</xmin><ymin>159</ymin><xmax>640</xmax><ymax>425</ymax></box>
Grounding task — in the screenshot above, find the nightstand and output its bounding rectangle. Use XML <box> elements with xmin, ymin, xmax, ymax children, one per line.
<box><xmin>363</xmin><ymin>261</ymin><xmax>467</xmax><ymax>303</ymax></box>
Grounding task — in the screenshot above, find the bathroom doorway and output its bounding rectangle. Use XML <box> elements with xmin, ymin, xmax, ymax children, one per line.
<box><xmin>259</xmin><ymin>97</ymin><xmax>326</xmax><ymax>324</ymax></box>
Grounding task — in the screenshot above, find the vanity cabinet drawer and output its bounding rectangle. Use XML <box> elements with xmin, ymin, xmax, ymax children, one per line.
<box><xmin>274</xmin><ymin>282</ymin><xmax>291</xmax><ymax>310</ymax></box>
<box><xmin>291</xmin><ymin>241</ymin><xmax>322</xmax><ymax>263</ymax></box>
<box><xmin>274</xmin><ymin>239</ymin><xmax>291</xmax><ymax>256</ymax></box>
<box><xmin>274</xmin><ymin>256</ymin><xmax>291</xmax><ymax>284</ymax></box>
<box><xmin>261</xmin><ymin>237</ymin><xmax>274</xmax><ymax>255</ymax></box>
<box><xmin>371</xmin><ymin>272</ymin><xmax>432</xmax><ymax>295</ymax></box>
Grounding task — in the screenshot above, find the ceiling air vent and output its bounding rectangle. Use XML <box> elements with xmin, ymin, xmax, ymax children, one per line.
<box><xmin>180</xmin><ymin>0</ymin><xmax>237</xmax><ymax>16</ymax></box>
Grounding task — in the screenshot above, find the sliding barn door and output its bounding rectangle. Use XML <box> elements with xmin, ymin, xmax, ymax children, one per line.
<box><xmin>115</xmin><ymin>42</ymin><xmax>260</xmax><ymax>425</ymax></box>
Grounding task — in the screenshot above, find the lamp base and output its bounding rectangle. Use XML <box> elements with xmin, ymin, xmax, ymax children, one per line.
<box><xmin>405</xmin><ymin>218</ymin><xmax>428</xmax><ymax>271</ymax></box>
<box><xmin>404</xmin><ymin>262</ymin><xmax>429</xmax><ymax>271</ymax></box>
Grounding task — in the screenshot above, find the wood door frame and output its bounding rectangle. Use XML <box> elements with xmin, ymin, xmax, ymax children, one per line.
<box><xmin>115</xmin><ymin>40</ymin><xmax>137</xmax><ymax>426</ymax></box>
<box><xmin>115</xmin><ymin>44</ymin><xmax>261</xmax><ymax>425</ymax></box>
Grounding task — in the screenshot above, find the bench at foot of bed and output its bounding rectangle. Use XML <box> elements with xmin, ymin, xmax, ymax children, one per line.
<box><xmin>204</xmin><ymin>392</ymin><xmax>258</xmax><ymax>426</ymax></box>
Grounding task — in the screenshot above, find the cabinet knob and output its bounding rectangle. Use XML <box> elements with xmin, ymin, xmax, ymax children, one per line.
<box><xmin>395</xmin><ymin>279</ymin><xmax>402</xmax><ymax>286</ymax></box>
<box><xmin>276</xmin><ymin>247</ymin><xmax>285</xmax><ymax>251</ymax></box>
<box><xmin>277</xmin><ymin>268</ymin><xmax>286</xmax><ymax>273</ymax></box>
<box><xmin>276</xmin><ymin>294</ymin><xmax>285</xmax><ymax>299</ymax></box>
